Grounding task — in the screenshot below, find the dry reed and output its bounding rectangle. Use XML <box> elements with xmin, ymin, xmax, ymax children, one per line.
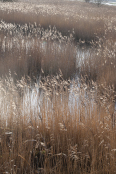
<box><xmin>0</xmin><ymin>1</ymin><xmax>116</xmax><ymax>173</ymax></box>
<box><xmin>0</xmin><ymin>1</ymin><xmax>116</xmax><ymax>42</ymax></box>
<box><xmin>0</xmin><ymin>74</ymin><xmax>115</xmax><ymax>173</ymax></box>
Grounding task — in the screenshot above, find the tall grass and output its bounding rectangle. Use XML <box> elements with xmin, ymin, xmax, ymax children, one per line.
<box><xmin>0</xmin><ymin>74</ymin><xmax>115</xmax><ymax>173</ymax></box>
<box><xmin>0</xmin><ymin>32</ymin><xmax>76</xmax><ymax>80</ymax></box>
<box><xmin>0</xmin><ymin>1</ymin><xmax>115</xmax><ymax>88</ymax></box>
<box><xmin>0</xmin><ymin>30</ymin><xmax>116</xmax><ymax>89</ymax></box>
<box><xmin>0</xmin><ymin>1</ymin><xmax>116</xmax><ymax>173</ymax></box>
<box><xmin>0</xmin><ymin>1</ymin><xmax>116</xmax><ymax>42</ymax></box>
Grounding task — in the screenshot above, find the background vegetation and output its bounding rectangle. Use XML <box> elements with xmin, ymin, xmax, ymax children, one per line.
<box><xmin>0</xmin><ymin>1</ymin><xmax>116</xmax><ymax>173</ymax></box>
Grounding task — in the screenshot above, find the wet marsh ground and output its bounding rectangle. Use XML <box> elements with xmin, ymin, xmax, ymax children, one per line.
<box><xmin>0</xmin><ymin>1</ymin><xmax>116</xmax><ymax>173</ymax></box>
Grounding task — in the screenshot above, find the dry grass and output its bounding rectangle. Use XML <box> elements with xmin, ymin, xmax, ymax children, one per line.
<box><xmin>0</xmin><ymin>74</ymin><xmax>115</xmax><ymax>173</ymax></box>
<box><xmin>0</xmin><ymin>30</ymin><xmax>116</xmax><ymax>89</ymax></box>
<box><xmin>0</xmin><ymin>1</ymin><xmax>116</xmax><ymax>42</ymax></box>
<box><xmin>0</xmin><ymin>1</ymin><xmax>116</xmax><ymax>173</ymax></box>
<box><xmin>79</xmin><ymin>38</ymin><xmax>116</xmax><ymax>90</ymax></box>
<box><xmin>0</xmin><ymin>1</ymin><xmax>115</xmax><ymax>88</ymax></box>
<box><xmin>0</xmin><ymin>32</ymin><xmax>76</xmax><ymax>80</ymax></box>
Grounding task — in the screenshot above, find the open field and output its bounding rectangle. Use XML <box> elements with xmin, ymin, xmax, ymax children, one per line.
<box><xmin>0</xmin><ymin>1</ymin><xmax>116</xmax><ymax>173</ymax></box>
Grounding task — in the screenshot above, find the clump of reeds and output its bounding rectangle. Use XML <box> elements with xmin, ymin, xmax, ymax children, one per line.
<box><xmin>0</xmin><ymin>1</ymin><xmax>116</xmax><ymax>42</ymax></box>
<box><xmin>0</xmin><ymin>74</ymin><xmax>115</xmax><ymax>173</ymax></box>
<box><xmin>0</xmin><ymin>30</ymin><xmax>77</xmax><ymax>81</ymax></box>
<box><xmin>0</xmin><ymin>27</ymin><xmax>116</xmax><ymax>91</ymax></box>
<box><xmin>79</xmin><ymin>36</ymin><xmax>116</xmax><ymax>90</ymax></box>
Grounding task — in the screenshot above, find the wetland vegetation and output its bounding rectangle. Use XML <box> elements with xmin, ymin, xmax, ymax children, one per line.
<box><xmin>0</xmin><ymin>1</ymin><xmax>116</xmax><ymax>173</ymax></box>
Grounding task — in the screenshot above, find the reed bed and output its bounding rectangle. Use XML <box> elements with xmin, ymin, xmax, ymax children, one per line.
<box><xmin>0</xmin><ymin>1</ymin><xmax>116</xmax><ymax>173</ymax></box>
<box><xmin>79</xmin><ymin>37</ymin><xmax>116</xmax><ymax>90</ymax></box>
<box><xmin>0</xmin><ymin>27</ymin><xmax>115</xmax><ymax>89</ymax></box>
<box><xmin>0</xmin><ymin>1</ymin><xmax>115</xmax><ymax>88</ymax></box>
<box><xmin>0</xmin><ymin>1</ymin><xmax>116</xmax><ymax>42</ymax></box>
<box><xmin>0</xmin><ymin>74</ymin><xmax>115</xmax><ymax>173</ymax></box>
<box><xmin>0</xmin><ymin>31</ymin><xmax>76</xmax><ymax>80</ymax></box>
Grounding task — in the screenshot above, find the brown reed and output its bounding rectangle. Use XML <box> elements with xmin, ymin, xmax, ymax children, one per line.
<box><xmin>0</xmin><ymin>1</ymin><xmax>116</xmax><ymax>42</ymax></box>
<box><xmin>0</xmin><ymin>2</ymin><xmax>116</xmax><ymax>173</ymax></box>
<box><xmin>0</xmin><ymin>74</ymin><xmax>115</xmax><ymax>173</ymax></box>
